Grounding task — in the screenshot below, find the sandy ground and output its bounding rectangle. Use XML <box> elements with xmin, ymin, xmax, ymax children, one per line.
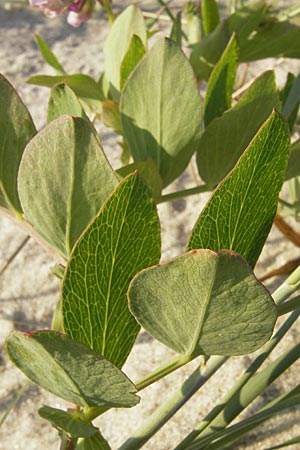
<box><xmin>1</xmin><ymin>2</ymin><xmax>300</xmax><ymax>449</ymax></box>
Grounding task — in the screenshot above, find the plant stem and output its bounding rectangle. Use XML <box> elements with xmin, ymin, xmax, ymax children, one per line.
<box><xmin>0</xmin><ymin>381</ymin><xmax>30</xmax><ymax>428</ymax></box>
<box><xmin>156</xmin><ymin>184</ymin><xmax>214</xmax><ymax>204</ymax></box>
<box><xmin>186</xmin><ymin>342</ymin><xmax>300</xmax><ymax>450</ymax></box>
<box><xmin>0</xmin><ymin>236</ymin><xmax>30</xmax><ymax>276</ymax></box>
<box><xmin>100</xmin><ymin>0</ymin><xmax>115</xmax><ymax>24</ymax></box>
<box><xmin>277</xmin><ymin>295</ymin><xmax>300</xmax><ymax>316</ymax></box>
<box><xmin>118</xmin><ymin>355</ymin><xmax>227</xmax><ymax>450</ymax></box>
<box><xmin>174</xmin><ymin>308</ymin><xmax>300</xmax><ymax>450</ymax></box>
<box><xmin>135</xmin><ymin>354</ymin><xmax>195</xmax><ymax>392</ymax></box>
<box><xmin>272</xmin><ymin>264</ymin><xmax>300</xmax><ymax>305</ymax></box>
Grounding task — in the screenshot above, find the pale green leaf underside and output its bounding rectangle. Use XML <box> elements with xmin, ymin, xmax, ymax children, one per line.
<box><xmin>62</xmin><ymin>173</ymin><xmax>161</xmax><ymax>368</ymax></box>
<box><xmin>6</xmin><ymin>331</ymin><xmax>139</xmax><ymax>408</ymax></box>
<box><xmin>18</xmin><ymin>115</ymin><xmax>118</xmax><ymax>258</ymax></box>
<box><xmin>189</xmin><ymin>111</ymin><xmax>290</xmax><ymax>268</ymax></box>
<box><xmin>104</xmin><ymin>5</ymin><xmax>147</xmax><ymax>97</ymax></box>
<box><xmin>120</xmin><ymin>37</ymin><xmax>202</xmax><ymax>187</ymax></box>
<box><xmin>0</xmin><ymin>74</ymin><xmax>36</xmax><ymax>214</ymax></box>
<box><xmin>198</xmin><ymin>70</ymin><xmax>280</xmax><ymax>185</ymax></box>
<box><xmin>129</xmin><ymin>249</ymin><xmax>277</xmax><ymax>357</ymax></box>
<box><xmin>47</xmin><ymin>83</ymin><xmax>89</xmax><ymax>123</ymax></box>
<box><xmin>38</xmin><ymin>405</ymin><xmax>98</xmax><ymax>438</ymax></box>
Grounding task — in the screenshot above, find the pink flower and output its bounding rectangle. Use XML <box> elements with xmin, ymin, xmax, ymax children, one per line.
<box><xmin>29</xmin><ymin>0</ymin><xmax>94</xmax><ymax>25</ymax></box>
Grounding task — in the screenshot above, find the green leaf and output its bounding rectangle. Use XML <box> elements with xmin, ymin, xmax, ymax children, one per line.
<box><xmin>227</xmin><ymin>1</ymin><xmax>268</xmax><ymax>43</ymax></box>
<box><xmin>38</xmin><ymin>405</ymin><xmax>98</xmax><ymax>438</ymax></box>
<box><xmin>267</xmin><ymin>436</ymin><xmax>300</xmax><ymax>450</ymax></box>
<box><xmin>104</xmin><ymin>5</ymin><xmax>147</xmax><ymax>99</ymax></box>
<box><xmin>129</xmin><ymin>249</ymin><xmax>277</xmax><ymax>357</ymax></box>
<box><xmin>62</xmin><ymin>173</ymin><xmax>161</xmax><ymax>368</ymax></box>
<box><xmin>18</xmin><ymin>115</ymin><xmax>118</xmax><ymax>258</ymax></box>
<box><xmin>0</xmin><ymin>74</ymin><xmax>36</xmax><ymax>215</ymax></box>
<box><xmin>204</xmin><ymin>33</ymin><xmax>238</xmax><ymax>127</ymax></box>
<box><xmin>27</xmin><ymin>74</ymin><xmax>103</xmax><ymax>112</ymax></box>
<box><xmin>6</xmin><ymin>331</ymin><xmax>139</xmax><ymax>408</ymax></box>
<box><xmin>189</xmin><ymin>111</ymin><xmax>290</xmax><ymax>268</ymax></box>
<box><xmin>34</xmin><ymin>34</ymin><xmax>65</xmax><ymax>74</ymax></box>
<box><xmin>190</xmin><ymin>20</ymin><xmax>229</xmax><ymax>80</ymax></box>
<box><xmin>187</xmin><ymin>343</ymin><xmax>300</xmax><ymax>449</ymax></box>
<box><xmin>76</xmin><ymin>433</ymin><xmax>112</xmax><ymax>450</ymax></box>
<box><xmin>116</xmin><ymin>159</ymin><xmax>163</xmax><ymax>200</ymax></box>
<box><xmin>286</xmin><ymin>139</ymin><xmax>300</xmax><ymax>181</ymax></box>
<box><xmin>281</xmin><ymin>73</ymin><xmax>300</xmax><ymax>132</ymax></box>
<box><xmin>197</xmin><ymin>70</ymin><xmax>280</xmax><ymax>185</ymax></box>
<box><xmin>47</xmin><ymin>83</ymin><xmax>89</xmax><ymax>123</ymax></box>
<box><xmin>201</xmin><ymin>0</ymin><xmax>220</xmax><ymax>35</ymax></box>
<box><xmin>120</xmin><ymin>35</ymin><xmax>146</xmax><ymax>90</ymax></box>
<box><xmin>190</xmin><ymin>2</ymin><xmax>267</xmax><ymax>80</ymax></box>
<box><xmin>120</xmin><ymin>38</ymin><xmax>202</xmax><ymax>187</ymax></box>
<box><xmin>102</xmin><ymin>100</ymin><xmax>123</xmax><ymax>134</ymax></box>
<box><xmin>170</xmin><ymin>12</ymin><xmax>182</xmax><ymax>47</ymax></box>
<box><xmin>240</xmin><ymin>20</ymin><xmax>300</xmax><ymax>62</ymax></box>
<box><xmin>190</xmin><ymin>387</ymin><xmax>300</xmax><ymax>450</ymax></box>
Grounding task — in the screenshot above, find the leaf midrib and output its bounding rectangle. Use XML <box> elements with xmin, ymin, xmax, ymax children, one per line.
<box><xmin>187</xmin><ymin>255</ymin><xmax>217</xmax><ymax>356</ymax></box>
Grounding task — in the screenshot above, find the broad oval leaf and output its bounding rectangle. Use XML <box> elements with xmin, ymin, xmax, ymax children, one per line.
<box><xmin>0</xmin><ymin>74</ymin><xmax>36</xmax><ymax>215</ymax></box>
<box><xmin>6</xmin><ymin>331</ymin><xmax>139</xmax><ymax>408</ymax></box>
<box><xmin>38</xmin><ymin>405</ymin><xmax>98</xmax><ymax>438</ymax></box>
<box><xmin>120</xmin><ymin>37</ymin><xmax>202</xmax><ymax>187</ymax></box>
<box><xmin>128</xmin><ymin>249</ymin><xmax>277</xmax><ymax>357</ymax></box>
<box><xmin>18</xmin><ymin>115</ymin><xmax>118</xmax><ymax>258</ymax></box>
<box><xmin>104</xmin><ymin>5</ymin><xmax>147</xmax><ymax>98</ymax></box>
<box><xmin>47</xmin><ymin>83</ymin><xmax>89</xmax><ymax>123</ymax></box>
<box><xmin>62</xmin><ymin>173</ymin><xmax>161</xmax><ymax>368</ymax></box>
<box><xmin>189</xmin><ymin>111</ymin><xmax>290</xmax><ymax>268</ymax></box>
<box><xmin>198</xmin><ymin>70</ymin><xmax>280</xmax><ymax>185</ymax></box>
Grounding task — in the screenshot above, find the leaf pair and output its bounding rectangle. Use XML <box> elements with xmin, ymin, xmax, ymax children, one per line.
<box><xmin>190</xmin><ymin>2</ymin><xmax>300</xmax><ymax>80</ymax></box>
<box><xmin>128</xmin><ymin>110</ymin><xmax>290</xmax><ymax>358</ymax></box>
<box><xmin>6</xmin><ymin>171</ymin><xmax>161</xmax><ymax>420</ymax></box>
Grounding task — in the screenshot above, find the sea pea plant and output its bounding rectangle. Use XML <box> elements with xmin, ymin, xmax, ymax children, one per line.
<box><xmin>2</xmin><ymin>0</ymin><xmax>300</xmax><ymax>448</ymax></box>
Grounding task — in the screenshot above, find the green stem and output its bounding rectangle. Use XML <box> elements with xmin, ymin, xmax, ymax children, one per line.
<box><xmin>155</xmin><ymin>0</ymin><xmax>188</xmax><ymax>41</ymax></box>
<box><xmin>156</xmin><ymin>0</ymin><xmax>175</xmax><ymax>21</ymax></box>
<box><xmin>186</xmin><ymin>342</ymin><xmax>300</xmax><ymax>450</ymax></box>
<box><xmin>272</xmin><ymin>264</ymin><xmax>300</xmax><ymax>305</ymax></box>
<box><xmin>156</xmin><ymin>184</ymin><xmax>214</xmax><ymax>204</ymax></box>
<box><xmin>100</xmin><ymin>0</ymin><xmax>115</xmax><ymax>24</ymax></box>
<box><xmin>277</xmin><ymin>295</ymin><xmax>300</xmax><ymax>316</ymax></box>
<box><xmin>0</xmin><ymin>381</ymin><xmax>30</xmax><ymax>428</ymax></box>
<box><xmin>83</xmin><ymin>406</ymin><xmax>109</xmax><ymax>422</ymax></box>
<box><xmin>135</xmin><ymin>354</ymin><xmax>194</xmax><ymax>391</ymax></box>
<box><xmin>118</xmin><ymin>355</ymin><xmax>227</xmax><ymax>450</ymax></box>
<box><xmin>174</xmin><ymin>308</ymin><xmax>300</xmax><ymax>449</ymax></box>
<box><xmin>0</xmin><ymin>236</ymin><xmax>30</xmax><ymax>276</ymax></box>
